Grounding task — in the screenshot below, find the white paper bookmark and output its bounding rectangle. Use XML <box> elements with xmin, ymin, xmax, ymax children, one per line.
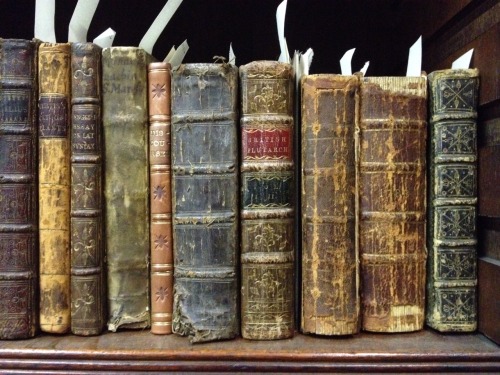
<box><xmin>93</xmin><ymin>28</ymin><xmax>116</xmax><ymax>48</ymax></box>
<box><xmin>68</xmin><ymin>0</ymin><xmax>100</xmax><ymax>43</ymax></box>
<box><xmin>229</xmin><ymin>43</ymin><xmax>236</xmax><ymax>66</ymax></box>
<box><xmin>360</xmin><ymin>61</ymin><xmax>370</xmax><ymax>76</ymax></box>
<box><xmin>139</xmin><ymin>0</ymin><xmax>184</xmax><ymax>54</ymax></box>
<box><xmin>340</xmin><ymin>48</ymin><xmax>355</xmax><ymax>76</ymax></box>
<box><xmin>300</xmin><ymin>48</ymin><xmax>314</xmax><ymax>76</ymax></box>
<box><xmin>406</xmin><ymin>36</ymin><xmax>422</xmax><ymax>77</ymax></box>
<box><xmin>168</xmin><ymin>40</ymin><xmax>189</xmax><ymax>68</ymax></box>
<box><xmin>35</xmin><ymin>0</ymin><xmax>56</xmax><ymax>43</ymax></box>
<box><xmin>164</xmin><ymin>46</ymin><xmax>177</xmax><ymax>63</ymax></box>
<box><xmin>276</xmin><ymin>0</ymin><xmax>290</xmax><ymax>63</ymax></box>
<box><xmin>452</xmin><ymin>49</ymin><xmax>474</xmax><ymax>69</ymax></box>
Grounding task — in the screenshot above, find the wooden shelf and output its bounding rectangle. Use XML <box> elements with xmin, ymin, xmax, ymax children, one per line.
<box><xmin>1</xmin><ymin>329</ymin><xmax>499</xmax><ymax>373</ymax></box>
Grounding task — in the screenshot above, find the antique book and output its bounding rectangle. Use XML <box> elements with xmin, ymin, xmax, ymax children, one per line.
<box><xmin>358</xmin><ymin>76</ymin><xmax>427</xmax><ymax>332</ymax></box>
<box><xmin>148</xmin><ymin>62</ymin><xmax>173</xmax><ymax>335</ymax></box>
<box><xmin>240</xmin><ymin>61</ymin><xmax>295</xmax><ymax>340</ymax></box>
<box><xmin>426</xmin><ymin>69</ymin><xmax>479</xmax><ymax>332</ymax></box>
<box><xmin>300</xmin><ymin>74</ymin><xmax>360</xmax><ymax>335</ymax></box>
<box><xmin>0</xmin><ymin>38</ymin><xmax>39</xmax><ymax>339</ymax></box>
<box><xmin>103</xmin><ymin>47</ymin><xmax>154</xmax><ymax>331</ymax></box>
<box><xmin>70</xmin><ymin>42</ymin><xmax>106</xmax><ymax>336</ymax></box>
<box><xmin>171</xmin><ymin>63</ymin><xmax>239</xmax><ymax>343</ymax></box>
<box><xmin>38</xmin><ymin>42</ymin><xmax>72</xmax><ymax>334</ymax></box>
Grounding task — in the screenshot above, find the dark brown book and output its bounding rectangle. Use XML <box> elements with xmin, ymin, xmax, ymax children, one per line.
<box><xmin>171</xmin><ymin>63</ymin><xmax>239</xmax><ymax>343</ymax></box>
<box><xmin>358</xmin><ymin>76</ymin><xmax>427</xmax><ymax>332</ymax></box>
<box><xmin>70</xmin><ymin>42</ymin><xmax>105</xmax><ymax>336</ymax></box>
<box><xmin>0</xmin><ymin>38</ymin><xmax>39</xmax><ymax>339</ymax></box>
<box><xmin>38</xmin><ymin>42</ymin><xmax>72</xmax><ymax>334</ymax></box>
<box><xmin>300</xmin><ymin>74</ymin><xmax>360</xmax><ymax>335</ymax></box>
<box><xmin>239</xmin><ymin>61</ymin><xmax>295</xmax><ymax>340</ymax></box>
<box><xmin>478</xmin><ymin>101</ymin><xmax>500</xmax><ymax>345</ymax></box>
<box><xmin>426</xmin><ymin>69</ymin><xmax>479</xmax><ymax>332</ymax></box>
<box><xmin>103</xmin><ymin>47</ymin><xmax>154</xmax><ymax>331</ymax></box>
<box><xmin>148</xmin><ymin>62</ymin><xmax>173</xmax><ymax>335</ymax></box>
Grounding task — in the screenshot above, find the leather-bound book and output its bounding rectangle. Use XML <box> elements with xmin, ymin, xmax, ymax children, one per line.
<box><xmin>240</xmin><ymin>61</ymin><xmax>295</xmax><ymax>340</ymax></box>
<box><xmin>359</xmin><ymin>76</ymin><xmax>427</xmax><ymax>332</ymax></box>
<box><xmin>171</xmin><ymin>63</ymin><xmax>239</xmax><ymax>343</ymax></box>
<box><xmin>148</xmin><ymin>62</ymin><xmax>173</xmax><ymax>335</ymax></box>
<box><xmin>301</xmin><ymin>74</ymin><xmax>360</xmax><ymax>335</ymax></box>
<box><xmin>38</xmin><ymin>42</ymin><xmax>72</xmax><ymax>334</ymax></box>
<box><xmin>103</xmin><ymin>47</ymin><xmax>154</xmax><ymax>331</ymax></box>
<box><xmin>426</xmin><ymin>69</ymin><xmax>479</xmax><ymax>332</ymax></box>
<box><xmin>70</xmin><ymin>42</ymin><xmax>105</xmax><ymax>336</ymax></box>
<box><xmin>0</xmin><ymin>38</ymin><xmax>39</xmax><ymax>339</ymax></box>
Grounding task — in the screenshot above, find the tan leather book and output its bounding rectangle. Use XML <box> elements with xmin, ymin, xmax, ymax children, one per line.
<box><xmin>148</xmin><ymin>62</ymin><xmax>173</xmax><ymax>335</ymax></box>
<box><xmin>426</xmin><ymin>69</ymin><xmax>479</xmax><ymax>332</ymax></box>
<box><xmin>103</xmin><ymin>47</ymin><xmax>154</xmax><ymax>331</ymax></box>
<box><xmin>240</xmin><ymin>61</ymin><xmax>295</xmax><ymax>340</ymax></box>
<box><xmin>301</xmin><ymin>74</ymin><xmax>360</xmax><ymax>335</ymax></box>
<box><xmin>358</xmin><ymin>76</ymin><xmax>427</xmax><ymax>332</ymax></box>
<box><xmin>0</xmin><ymin>38</ymin><xmax>39</xmax><ymax>339</ymax></box>
<box><xmin>70</xmin><ymin>42</ymin><xmax>106</xmax><ymax>336</ymax></box>
<box><xmin>38</xmin><ymin>42</ymin><xmax>72</xmax><ymax>334</ymax></box>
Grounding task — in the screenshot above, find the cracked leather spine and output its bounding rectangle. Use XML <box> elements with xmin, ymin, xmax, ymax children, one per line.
<box><xmin>171</xmin><ymin>63</ymin><xmax>239</xmax><ymax>343</ymax></box>
<box><xmin>239</xmin><ymin>61</ymin><xmax>295</xmax><ymax>340</ymax></box>
<box><xmin>0</xmin><ymin>38</ymin><xmax>39</xmax><ymax>339</ymax></box>
<box><xmin>38</xmin><ymin>42</ymin><xmax>72</xmax><ymax>334</ymax></box>
<box><xmin>359</xmin><ymin>76</ymin><xmax>427</xmax><ymax>333</ymax></box>
<box><xmin>301</xmin><ymin>75</ymin><xmax>360</xmax><ymax>335</ymax></box>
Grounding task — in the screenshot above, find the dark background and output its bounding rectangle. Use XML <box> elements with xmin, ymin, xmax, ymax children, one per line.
<box><xmin>0</xmin><ymin>0</ymin><xmax>435</xmax><ymax>75</ymax></box>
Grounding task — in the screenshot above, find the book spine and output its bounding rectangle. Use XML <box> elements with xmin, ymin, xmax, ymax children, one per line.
<box><xmin>426</xmin><ymin>69</ymin><xmax>479</xmax><ymax>332</ymax></box>
<box><xmin>359</xmin><ymin>76</ymin><xmax>427</xmax><ymax>333</ymax></box>
<box><xmin>171</xmin><ymin>63</ymin><xmax>239</xmax><ymax>343</ymax></box>
<box><xmin>70</xmin><ymin>42</ymin><xmax>105</xmax><ymax>336</ymax></box>
<box><xmin>240</xmin><ymin>61</ymin><xmax>295</xmax><ymax>340</ymax></box>
<box><xmin>148</xmin><ymin>62</ymin><xmax>173</xmax><ymax>335</ymax></box>
<box><xmin>103</xmin><ymin>47</ymin><xmax>153</xmax><ymax>331</ymax></box>
<box><xmin>38</xmin><ymin>42</ymin><xmax>72</xmax><ymax>334</ymax></box>
<box><xmin>0</xmin><ymin>38</ymin><xmax>39</xmax><ymax>339</ymax></box>
<box><xmin>300</xmin><ymin>75</ymin><xmax>360</xmax><ymax>335</ymax></box>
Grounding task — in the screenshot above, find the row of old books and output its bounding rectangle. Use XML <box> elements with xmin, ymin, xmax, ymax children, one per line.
<box><xmin>0</xmin><ymin>38</ymin><xmax>479</xmax><ymax>342</ymax></box>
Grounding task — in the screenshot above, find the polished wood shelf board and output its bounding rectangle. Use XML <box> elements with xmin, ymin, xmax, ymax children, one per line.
<box><xmin>0</xmin><ymin>329</ymin><xmax>499</xmax><ymax>373</ymax></box>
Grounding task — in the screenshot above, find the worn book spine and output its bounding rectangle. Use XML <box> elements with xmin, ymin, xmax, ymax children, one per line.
<box><xmin>103</xmin><ymin>47</ymin><xmax>153</xmax><ymax>331</ymax></box>
<box><xmin>426</xmin><ymin>69</ymin><xmax>479</xmax><ymax>332</ymax></box>
<box><xmin>70</xmin><ymin>42</ymin><xmax>105</xmax><ymax>336</ymax></box>
<box><xmin>240</xmin><ymin>61</ymin><xmax>295</xmax><ymax>340</ymax></box>
<box><xmin>300</xmin><ymin>74</ymin><xmax>360</xmax><ymax>335</ymax></box>
<box><xmin>359</xmin><ymin>76</ymin><xmax>427</xmax><ymax>332</ymax></box>
<box><xmin>0</xmin><ymin>38</ymin><xmax>39</xmax><ymax>339</ymax></box>
<box><xmin>148</xmin><ymin>62</ymin><xmax>173</xmax><ymax>335</ymax></box>
<box><xmin>171</xmin><ymin>63</ymin><xmax>239</xmax><ymax>343</ymax></box>
<box><xmin>38</xmin><ymin>42</ymin><xmax>71</xmax><ymax>334</ymax></box>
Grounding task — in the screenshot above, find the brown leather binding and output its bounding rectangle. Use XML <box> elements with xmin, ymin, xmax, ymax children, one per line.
<box><xmin>359</xmin><ymin>76</ymin><xmax>427</xmax><ymax>333</ymax></box>
<box><xmin>148</xmin><ymin>62</ymin><xmax>173</xmax><ymax>335</ymax></box>
<box><xmin>38</xmin><ymin>42</ymin><xmax>72</xmax><ymax>334</ymax></box>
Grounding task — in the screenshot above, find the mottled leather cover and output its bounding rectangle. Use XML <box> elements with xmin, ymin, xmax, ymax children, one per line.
<box><xmin>240</xmin><ymin>61</ymin><xmax>295</xmax><ymax>340</ymax></box>
<box><xmin>103</xmin><ymin>47</ymin><xmax>154</xmax><ymax>331</ymax></box>
<box><xmin>38</xmin><ymin>42</ymin><xmax>72</xmax><ymax>334</ymax></box>
<box><xmin>70</xmin><ymin>42</ymin><xmax>105</xmax><ymax>336</ymax></box>
<box><xmin>171</xmin><ymin>63</ymin><xmax>239</xmax><ymax>343</ymax></box>
<box><xmin>148</xmin><ymin>62</ymin><xmax>173</xmax><ymax>335</ymax></box>
<box><xmin>359</xmin><ymin>76</ymin><xmax>427</xmax><ymax>332</ymax></box>
<box><xmin>426</xmin><ymin>69</ymin><xmax>479</xmax><ymax>332</ymax></box>
<box><xmin>0</xmin><ymin>38</ymin><xmax>39</xmax><ymax>339</ymax></box>
<box><xmin>301</xmin><ymin>75</ymin><xmax>360</xmax><ymax>335</ymax></box>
